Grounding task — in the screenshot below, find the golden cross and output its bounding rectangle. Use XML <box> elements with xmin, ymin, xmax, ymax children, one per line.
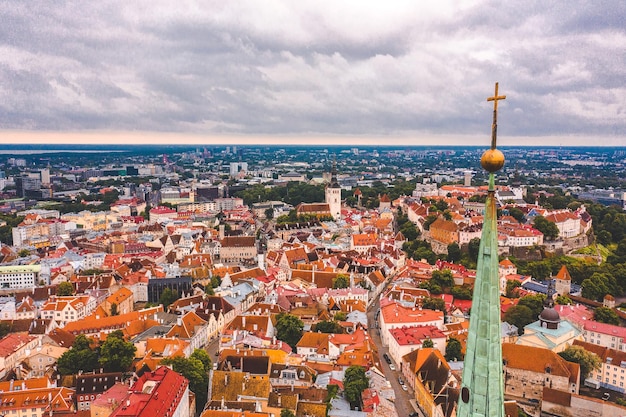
<box><xmin>487</xmin><ymin>82</ymin><xmax>505</xmax><ymax>149</ymax></box>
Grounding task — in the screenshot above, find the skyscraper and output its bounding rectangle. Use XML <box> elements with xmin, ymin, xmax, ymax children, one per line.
<box><xmin>456</xmin><ymin>83</ymin><xmax>506</xmax><ymax>417</ymax></box>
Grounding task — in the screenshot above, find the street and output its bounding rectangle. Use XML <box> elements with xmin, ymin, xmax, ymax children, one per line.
<box><xmin>367</xmin><ymin>292</ymin><xmax>423</xmax><ymax>417</ymax></box>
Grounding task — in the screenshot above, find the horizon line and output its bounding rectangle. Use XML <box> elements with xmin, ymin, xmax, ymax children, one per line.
<box><xmin>1</xmin><ymin>130</ymin><xmax>625</xmax><ymax>147</ymax></box>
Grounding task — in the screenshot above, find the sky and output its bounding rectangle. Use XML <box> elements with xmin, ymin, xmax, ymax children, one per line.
<box><xmin>0</xmin><ymin>1</ymin><xmax>625</xmax><ymax>147</ymax></box>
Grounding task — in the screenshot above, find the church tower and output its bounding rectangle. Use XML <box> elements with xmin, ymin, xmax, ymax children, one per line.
<box><xmin>325</xmin><ymin>157</ymin><xmax>341</xmax><ymax>220</ymax></box>
<box><xmin>457</xmin><ymin>83</ymin><xmax>506</xmax><ymax>417</ymax></box>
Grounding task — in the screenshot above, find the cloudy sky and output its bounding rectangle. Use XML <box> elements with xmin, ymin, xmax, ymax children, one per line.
<box><xmin>1</xmin><ymin>1</ymin><xmax>624</xmax><ymax>146</ymax></box>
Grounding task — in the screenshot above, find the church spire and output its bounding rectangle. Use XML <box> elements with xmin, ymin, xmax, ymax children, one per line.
<box><xmin>457</xmin><ymin>82</ymin><xmax>506</xmax><ymax>417</ymax></box>
<box><xmin>330</xmin><ymin>155</ymin><xmax>340</xmax><ymax>188</ymax></box>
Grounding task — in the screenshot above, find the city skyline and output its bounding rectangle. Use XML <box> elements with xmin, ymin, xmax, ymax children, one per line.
<box><xmin>1</xmin><ymin>2</ymin><xmax>624</xmax><ymax>146</ymax></box>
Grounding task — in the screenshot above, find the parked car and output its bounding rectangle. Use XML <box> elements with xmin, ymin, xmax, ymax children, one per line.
<box><xmin>398</xmin><ymin>377</ymin><xmax>404</xmax><ymax>385</ymax></box>
<box><xmin>409</xmin><ymin>413</ymin><xmax>419</xmax><ymax>417</ymax></box>
<box><xmin>602</xmin><ymin>392</ymin><xmax>610</xmax><ymax>401</ymax></box>
<box><xmin>383</xmin><ymin>353</ymin><xmax>392</xmax><ymax>364</ymax></box>
<box><xmin>389</xmin><ymin>363</ymin><xmax>396</xmax><ymax>371</ymax></box>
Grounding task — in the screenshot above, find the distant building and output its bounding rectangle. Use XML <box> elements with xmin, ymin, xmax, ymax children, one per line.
<box><xmin>147</xmin><ymin>277</ymin><xmax>193</xmax><ymax>303</ymax></box>
<box><xmin>325</xmin><ymin>160</ymin><xmax>341</xmax><ymax>220</ymax></box>
<box><xmin>0</xmin><ymin>265</ymin><xmax>42</xmax><ymax>289</ymax></box>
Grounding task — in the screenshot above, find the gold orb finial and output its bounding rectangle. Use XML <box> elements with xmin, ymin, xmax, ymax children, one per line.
<box><xmin>481</xmin><ymin>148</ymin><xmax>505</xmax><ymax>172</ymax></box>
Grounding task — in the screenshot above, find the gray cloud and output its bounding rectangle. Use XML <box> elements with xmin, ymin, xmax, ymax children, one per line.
<box><xmin>0</xmin><ymin>0</ymin><xmax>623</xmax><ymax>142</ymax></box>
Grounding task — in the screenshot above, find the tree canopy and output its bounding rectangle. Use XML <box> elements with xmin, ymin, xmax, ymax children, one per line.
<box><xmin>275</xmin><ymin>313</ymin><xmax>304</xmax><ymax>349</ymax></box>
<box><xmin>594</xmin><ymin>306</ymin><xmax>620</xmax><ymax>325</ymax></box>
<box><xmin>503</xmin><ymin>305</ymin><xmax>534</xmax><ymax>335</ymax></box>
<box><xmin>343</xmin><ymin>365</ymin><xmax>369</xmax><ymax>407</ymax></box>
<box><xmin>99</xmin><ymin>331</ymin><xmax>136</xmax><ymax>372</ymax></box>
<box><xmin>558</xmin><ymin>345</ymin><xmax>601</xmax><ymax>380</ymax></box>
<box><xmin>332</xmin><ymin>274</ymin><xmax>349</xmax><ymax>289</ymax></box>
<box><xmin>57</xmin><ymin>334</ymin><xmax>99</xmax><ymax>375</ymax></box>
<box><xmin>159</xmin><ymin>288</ymin><xmax>179</xmax><ymax>309</ymax></box>
<box><xmin>445</xmin><ymin>337</ymin><xmax>463</xmax><ymax>361</ymax></box>
<box><xmin>312</xmin><ymin>320</ymin><xmax>345</xmax><ymax>334</ymax></box>
<box><xmin>533</xmin><ymin>216</ymin><xmax>559</xmax><ymax>240</ymax></box>
<box><xmin>57</xmin><ymin>281</ymin><xmax>74</xmax><ymax>296</ymax></box>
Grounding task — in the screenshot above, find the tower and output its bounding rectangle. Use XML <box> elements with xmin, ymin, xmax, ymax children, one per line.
<box><xmin>325</xmin><ymin>157</ymin><xmax>341</xmax><ymax>220</ymax></box>
<box><xmin>457</xmin><ymin>83</ymin><xmax>506</xmax><ymax>417</ymax></box>
<box><xmin>464</xmin><ymin>170</ymin><xmax>473</xmax><ymax>187</ymax></box>
<box><xmin>554</xmin><ymin>265</ymin><xmax>572</xmax><ymax>296</ymax></box>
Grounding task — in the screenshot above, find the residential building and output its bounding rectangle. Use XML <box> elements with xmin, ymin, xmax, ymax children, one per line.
<box><xmin>0</xmin><ymin>386</ymin><xmax>75</xmax><ymax>416</ymax></box>
<box><xmin>388</xmin><ymin>325</ymin><xmax>447</xmax><ymax>365</ymax></box>
<box><xmin>582</xmin><ymin>320</ymin><xmax>626</xmax><ymax>352</ymax></box>
<box><xmin>0</xmin><ymin>333</ymin><xmax>39</xmax><ymax>379</ymax></box>
<box><xmin>76</xmin><ymin>371</ymin><xmax>123</xmax><ymax>411</ymax></box>
<box><xmin>98</xmin><ymin>366</ymin><xmax>190</xmax><ymax>417</ymax></box>
<box><xmin>379</xmin><ymin>302</ymin><xmax>444</xmax><ymax>347</ymax></box>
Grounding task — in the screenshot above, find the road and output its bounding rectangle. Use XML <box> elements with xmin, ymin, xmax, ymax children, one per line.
<box><xmin>367</xmin><ymin>291</ymin><xmax>423</xmax><ymax>417</ymax></box>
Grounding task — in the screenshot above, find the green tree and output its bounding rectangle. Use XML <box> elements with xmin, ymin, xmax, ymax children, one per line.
<box><xmin>533</xmin><ymin>216</ymin><xmax>559</xmax><ymax>240</ymax></box>
<box><xmin>503</xmin><ymin>305</ymin><xmax>534</xmax><ymax>335</ymax></box>
<box><xmin>57</xmin><ymin>335</ymin><xmax>99</xmax><ymax>375</ymax></box>
<box><xmin>275</xmin><ymin>313</ymin><xmax>304</xmax><ymax>349</ymax></box>
<box><xmin>159</xmin><ymin>288</ymin><xmax>179</xmax><ymax>309</ymax></box>
<box><xmin>211</xmin><ymin>275</ymin><xmax>222</xmax><ymax>288</ymax></box>
<box><xmin>508</xmin><ymin>207</ymin><xmax>526</xmax><ymax>223</ymax></box>
<box><xmin>423</xmin><ymin>339</ymin><xmax>434</xmax><ymax>348</ymax></box>
<box><xmin>445</xmin><ymin>337</ymin><xmax>463</xmax><ymax>361</ymax></box>
<box><xmin>162</xmin><ymin>355</ymin><xmax>209</xmax><ymax>413</ymax></box>
<box><xmin>594</xmin><ymin>307</ymin><xmax>620</xmax><ymax>325</ymax></box>
<box><xmin>447</xmin><ymin>242</ymin><xmax>461</xmax><ymax>263</ymax></box>
<box><xmin>0</xmin><ymin>322</ymin><xmax>11</xmax><ymax>339</ymax></box>
<box><xmin>334</xmin><ymin>311</ymin><xmax>347</xmax><ymax>321</ymax></box>
<box><xmin>423</xmin><ymin>297</ymin><xmax>446</xmax><ymax>312</ymax></box>
<box><xmin>280</xmin><ymin>409</ymin><xmax>296</xmax><ymax>417</ymax></box>
<box><xmin>110</xmin><ymin>303</ymin><xmax>119</xmax><ymax>316</ymax></box>
<box><xmin>518</xmin><ymin>294</ymin><xmax>546</xmax><ymax>318</ymax></box>
<box><xmin>18</xmin><ymin>248</ymin><xmax>30</xmax><ymax>257</ymax></box>
<box><xmin>332</xmin><ymin>275</ymin><xmax>349</xmax><ymax>289</ymax></box>
<box><xmin>99</xmin><ymin>332</ymin><xmax>136</xmax><ymax>372</ymax></box>
<box><xmin>581</xmin><ymin>272</ymin><xmax>618</xmax><ymax>301</ymax></box>
<box><xmin>399</xmin><ymin>221</ymin><xmax>419</xmax><ymax>241</ymax></box>
<box><xmin>468</xmin><ymin>238</ymin><xmax>481</xmax><ymax>264</ymax></box>
<box><xmin>343</xmin><ymin>365</ymin><xmax>369</xmax><ymax>407</ymax></box>
<box><xmin>312</xmin><ymin>320</ymin><xmax>344</xmax><ymax>334</ymax></box>
<box><xmin>190</xmin><ymin>348</ymin><xmax>212</xmax><ymax>373</ymax></box>
<box><xmin>558</xmin><ymin>345</ymin><xmax>602</xmax><ymax>380</ymax></box>
<box><xmin>555</xmin><ymin>295</ymin><xmax>572</xmax><ymax>305</ymax></box>
<box><xmin>423</xmin><ymin>214</ymin><xmax>439</xmax><ymax>231</ymax></box>
<box><xmin>431</xmin><ymin>269</ymin><xmax>454</xmax><ymax>289</ymax></box>
<box><xmin>265</xmin><ymin>208</ymin><xmax>274</xmax><ymax>220</ymax></box>
<box><xmin>325</xmin><ymin>384</ymin><xmax>339</xmax><ymax>402</ymax></box>
<box><xmin>450</xmin><ymin>286</ymin><xmax>473</xmax><ymax>300</ymax></box>
<box><xmin>505</xmin><ymin>280</ymin><xmax>521</xmax><ymax>298</ymax></box>
<box><xmin>596</xmin><ymin>230</ymin><xmax>612</xmax><ymax>246</ymax></box>
<box><xmin>57</xmin><ymin>281</ymin><xmax>74</xmax><ymax>296</ymax></box>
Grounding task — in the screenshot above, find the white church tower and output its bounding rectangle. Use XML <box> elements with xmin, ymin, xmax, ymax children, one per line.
<box><xmin>325</xmin><ymin>158</ymin><xmax>341</xmax><ymax>220</ymax></box>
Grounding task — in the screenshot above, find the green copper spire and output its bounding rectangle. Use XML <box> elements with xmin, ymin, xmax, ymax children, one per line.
<box><xmin>457</xmin><ymin>83</ymin><xmax>506</xmax><ymax>417</ymax></box>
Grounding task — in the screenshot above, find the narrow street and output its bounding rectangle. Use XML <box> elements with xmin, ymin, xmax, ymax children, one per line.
<box><xmin>367</xmin><ymin>292</ymin><xmax>423</xmax><ymax>417</ymax></box>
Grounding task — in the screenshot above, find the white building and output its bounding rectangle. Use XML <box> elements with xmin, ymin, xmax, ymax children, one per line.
<box><xmin>0</xmin><ymin>265</ymin><xmax>41</xmax><ymax>289</ymax></box>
